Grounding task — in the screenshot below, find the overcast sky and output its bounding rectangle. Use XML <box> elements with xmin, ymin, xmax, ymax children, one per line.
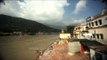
<box><xmin>0</xmin><ymin>0</ymin><xmax>106</xmax><ymax>27</ymax></box>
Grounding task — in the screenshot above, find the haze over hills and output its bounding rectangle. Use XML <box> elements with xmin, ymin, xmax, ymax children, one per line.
<box><xmin>0</xmin><ymin>15</ymin><xmax>60</xmax><ymax>34</ymax></box>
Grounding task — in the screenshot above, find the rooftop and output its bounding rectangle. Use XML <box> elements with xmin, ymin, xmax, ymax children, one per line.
<box><xmin>69</xmin><ymin>39</ymin><xmax>105</xmax><ymax>46</ymax></box>
<box><xmin>89</xmin><ymin>46</ymin><xmax>107</xmax><ymax>55</ymax></box>
<box><xmin>69</xmin><ymin>39</ymin><xmax>107</xmax><ymax>55</ymax></box>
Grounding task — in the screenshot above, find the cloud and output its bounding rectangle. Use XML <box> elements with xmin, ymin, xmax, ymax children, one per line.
<box><xmin>74</xmin><ymin>0</ymin><xmax>87</xmax><ymax>14</ymax></box>
<box><xmin>62</xmin><ymin>18</ymin><xmax>85</xmax><ymax>26</ymax></box>
<box><xmin>0</xmin><ymin>0</ymin><xmax>69</xmax><ymax>24</ymax></box>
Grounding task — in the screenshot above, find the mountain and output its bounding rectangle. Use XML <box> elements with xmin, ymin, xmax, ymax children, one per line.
<box><xmin>0</xmin><ymin>15</ymin><xmax>60</xmax><ymax>35</ymax></box>
<box><xmin>43</xmin><ymin>24</ymin><xmax>66</xmax><ymax>30</ymax></box>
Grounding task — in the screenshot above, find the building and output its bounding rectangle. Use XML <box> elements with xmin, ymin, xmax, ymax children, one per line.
<box><xmin>73</xmin><ymin>22</ymin><xmax>88</xmax><ymax>39</ymax></box>
<box><xmin>72</xmin><ymin>9</ymin><xmax>107</xmax><ymax>60</ymax></box>
<box><xmin>73</xmin><ymin>9</ymin><xmax>107</xmax><ymax>45</ymax></box>
<box><xmin>86</xmin><ymin>9</ymin><xmax>107</xmax><ymax>45</ymax></box>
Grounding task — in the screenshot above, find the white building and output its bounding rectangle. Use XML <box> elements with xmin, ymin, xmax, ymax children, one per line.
<box><xmin>73</xmin><ymin>22</ymin><xmax>88</xmax><ymax>39</ymax></box>
<box><xmin>73</xmin><ymin>9</ymin><xmax>107</xmax><ymax>60</ymax></box>
<box><xmin>86</xmin><ymin>9</ymin><xmax>107</xmax><ymax>45</ymax></box>
<box><xmin>73</xmin><ymin>9</ymin><xmax>107</xmax><ymax>45</ymax></box>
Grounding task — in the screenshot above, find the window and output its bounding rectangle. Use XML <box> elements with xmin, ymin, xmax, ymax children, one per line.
<box><xmin>89</xmin><ymin>23</ymin><xmax>91</xmax><ymax>27</ymax></box>
<box><xmin>75</xmin><ymin>28</ymin><xmax>77</xmax><ymax>30</ymax></box>
<box><xmin>93</xmin><ymin>34</ymin><xmax>104</xmax><ymax>39</ymax></box>
<box><xmin>95</xmin><ymin>21</ymin><xmax>98</xmax><ymax>26</ymax></box>
<box><xmin>96</xmin><ymin>34</ymin><xmax>99</xmax><ymax>39</ymax></box>
<box><xmin>86</xmin><ymin>26</ymin><xmax>89</xmax><ymax>30</ymax></box>
<box><xmin>91</xmin><ymin>22</ymin><xmax>94</xmax><ymax>26</ymax></box>
<box><xmin>99</xmin><ymin>20</ymin><xmax>102</xmax><ymax>25</ymax></box>
<box><xmin>86</xmin><ymin>23</ymin><xmax>89</xmax><ymax>27</ymax></box>
<box><xmin>92</xmin><ymin>34</ymin><xmax>95</xmax><ymax>38</ymax></box>
<box><xmin>100</xmin><ymin>34</ymin><xmax>103</xmax><ymax>39</ymax></box>
<box><xmin>78</xmin><ymin>27</ymin><xmax>80</xmax><ymax>29</ymax></box>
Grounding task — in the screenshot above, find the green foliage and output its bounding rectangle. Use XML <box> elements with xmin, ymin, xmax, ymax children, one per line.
<box><xmin>0</xmin><ymin>15</ymin><xmax>60</xmax><ymax>34</ymax></box>
<box><xmin>66</xmin><ymin>25</ymin><xmax>75</xmax><ymax>33</ymax></box>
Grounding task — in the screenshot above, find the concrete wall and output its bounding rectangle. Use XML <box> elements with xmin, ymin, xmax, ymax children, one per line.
<box><xmin>89</xmin><ymin>27</ymin><xmax>107</xmax><ymax>45</ymax></box>
<box><xmin>102</xmin><ymin>15</ymin><xmax>107</xmax><ymax>26</ymax></box>
<box><xmin>86</xmin><ymin>15</ymin><xmax>107</xmax><ymax>28</ymax></box>
<box><xmin>90</xmin><ymin>49</ymin><xmax>96</xmax><ymax>60</ymax></box>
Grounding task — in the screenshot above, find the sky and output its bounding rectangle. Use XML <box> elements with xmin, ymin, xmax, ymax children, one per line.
<box><xmin>0</xmin><ymin>0</ymin><xmax>107</xmax><ymax>28</ymax></box>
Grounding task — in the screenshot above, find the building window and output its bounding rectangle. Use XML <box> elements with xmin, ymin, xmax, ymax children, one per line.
<box><xmin>78</xmin><ymin>27</ymin><xmax>80</xmax><ymax>29</ymax></box>
<box><xmin>95</xmin><ymin>21</ymin><xmax>98</xmax><ymax>26</ymax></box>
<box><xmin>75</xmin><ymin>28</ymin><xmax>77</xmax><ymax>30</ymax></box>
<box><xmin>96</xmin><ymin>34</ymin><xmax>99</xmax><ymax>39</ymax></box>
<box><xmin>99</xmin><ymin>20</ymin><xmax>102</xmax><ymax>25</ymax></box>
<box><xmin>87</xmin><ymin>23</ymin><xmax>89</xmax><ymax>27</ymax></box>
<box><xmin>91</xmin><ymin>22</ymin><xmax>94</xmax><ymax>26</ymax></box>
<box><xmin>100</xmin><ymin>34</ymin><xmax>103</xmax><ymax>39</ymax></box>
<box><xmin>92</xmin><ymin>34</ymin><xmax>95</xmax><ymax>38</ymax></box>
<box><xmin>89</xmin><ymin>23</ymin><xmax>91</xmax><ymax>27</ymax></box>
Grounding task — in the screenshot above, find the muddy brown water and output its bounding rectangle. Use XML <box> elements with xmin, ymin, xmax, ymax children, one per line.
<box><xmin>0</xmin><ymin>35</ymin><xmax>58</xmax><ymax>60</ymax></box>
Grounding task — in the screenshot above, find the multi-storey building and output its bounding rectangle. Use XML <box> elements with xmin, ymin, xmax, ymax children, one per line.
<box><xmin>72</xmin><ymin>9</ymin><xmax>107</xmax><ymax>60</ymax></box>
<box><xmin>86</xmin><ymin>9</ymin><xmax>107</xmax><ymax>45</ymax></box>
<box><xmin>73</xmin><ymin>22</ymin><xmax>88</xmax><ymax>39</ymax></box>
<box><xmin>73</xmin><ymin>9</ymin><xmax>107</xmax><ymax>45</ymax></box>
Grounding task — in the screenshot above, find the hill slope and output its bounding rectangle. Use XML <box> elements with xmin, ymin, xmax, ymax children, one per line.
<box><xmin>0</xmin><ymin>15</ymin><xmax>60</xmax><ymax>34</ymax></box>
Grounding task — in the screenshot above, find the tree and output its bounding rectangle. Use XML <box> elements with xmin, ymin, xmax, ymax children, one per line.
<box><xmin>67</xmin><ymin>25</ymin><xmax>75</xmax><ymax>34</ymax></box>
